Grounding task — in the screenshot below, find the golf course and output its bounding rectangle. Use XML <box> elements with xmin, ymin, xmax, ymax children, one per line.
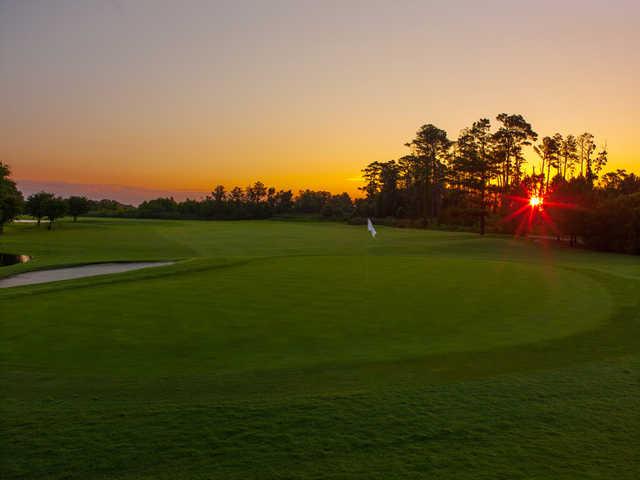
<box><xmin>1</xmin><ymin>218</ymin><xmax>639</xmax><ymax>479</ymax></box>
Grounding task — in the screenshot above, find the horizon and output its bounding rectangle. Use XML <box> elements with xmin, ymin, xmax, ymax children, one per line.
<box><xmin>15</xmin><ymin>178</ymin><xmax>215</xmax><ymax>206</ymax></box>
<box><xmin>15</xmin><ymin>177</ymin><xmax>366</xmax><ymax>206</ymax></box>
<box><xmin>1</xmin><ymin>0</ymin><xmax>638</xmax><ymax>197</ymax></box>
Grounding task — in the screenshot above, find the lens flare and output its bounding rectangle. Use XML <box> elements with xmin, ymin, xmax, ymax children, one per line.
<box><xmin>529</xmin><ymin>196</ymin><xmax>543</xmax><ymax>207</ymax></box>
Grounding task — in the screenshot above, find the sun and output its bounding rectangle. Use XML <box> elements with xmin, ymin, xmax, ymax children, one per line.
<box><xmin>529</xmin><ymin>196</ymin><xmax>543</xmax><ymax>207</ymax></box>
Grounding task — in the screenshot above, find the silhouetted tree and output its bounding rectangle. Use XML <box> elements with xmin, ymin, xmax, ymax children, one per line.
<box><xmin>86</xmin><ymin>199</ymin><xmax>135</xmax><ymax>217</ymax></box>
<box><xmin>406</xmin><ymin>124</ymin><xmax>451</xmax><ymax>219</ymax></box>
<box><xmin>360</xmin><ymin>160</ymin><xmax>400</xmax><ymax>217</ymax></box>
<box><xmin>583</xmin><ymin>192</ymin><xmax>640</xmax><ymax>254</ymax></box>
<box><xmin>246</xmin><ymin>181</ymin><xmax>267</xmax><ymax>206</ymax></box>
<box><xmin>601</xmin><ymin>170</ymin><xmax>640</xmax><ymax>195</ymax></box>
<box><xmin>452</xmin><ymin>118</ymin><xmax>497</xmax><ymax>234</ymax></box>
<box><xmin>295</xmin><ymin>190</ymin><xmax>331</xmax><ymax>213</ymax></box>
<box><xmin>67</xmin><ymin>196</ymin><xmax>90</xmax><ymax>222</ymax></box>
<box><xmin>0</xmin><ymin>162</ymin><xmax>23</xmax><ymax>234</ymax></box>
<box><xmin>534</xmin><ymin>136</ymin><xmax>560</xmax><ymax>193</ymax></box>
<box><xmin>266</xmin><ymin>187</ymin><xmax>276</xmax><ymax>209</ymax></box>
<box><xmin>178</xmin><ymin>198</ymin><xmax>200</xmax><ymax>217</ymax></box>
<box><xmin>212</xmin><ymin>185</ymin><xmax>226</xmax><ymax>203</ymax></box>
<box><xmin>493</xmin><ymin>114</ymin><xmax>537</xmax><ymax>190</ymax></box>
<box><xmin>558</xmin><ymin>134</ymin><xmax>578</xmax><ymax>180</ymax></box>
<box><xmin>138</xmin><ymin>197</ymin><xmax>179</xmax><ymax>218</ymax></box>
<box><xmin>43</xmin><ymin>196</ymin><xmax>67</xmax><ymax>230</ymax></box>
<box><xmin>322</xmin><ymin>193</ymin><xmax>354</xmax><ymax>219</ymax></box>
<box><xmin>25</xmin><ymin>191</ymin><xmax>54</xmax><ymax>226</ymax></box>
<box><xmin>577</xmin><ymin>132</ymin><xmax>596</xmax><ymax>178</ymax></box>
<box><xmin>273</xmin><ymin>190</ymin><xmax>293</xmax><ymax>213</ymax></box>
<box><xmin>591</xmin><ymin>144</ymin><xmax>608</xmax><ymax>183</ymax></box>
<box><xmin>230</xmin><ymin>187</ymin><xmax>244</xmax><ymax>205</ymax></box>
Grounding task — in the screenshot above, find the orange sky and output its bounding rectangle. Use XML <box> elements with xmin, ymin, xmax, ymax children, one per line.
<box><xmin>1</xmin><ymin>1</ymin><xmax>638</xmax><ymax>199</ymax></box>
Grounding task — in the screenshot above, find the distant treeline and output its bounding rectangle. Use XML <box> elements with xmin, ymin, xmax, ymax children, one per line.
<box><xmin>0</xmin><ymin>180</ymin><xmax>358</xmax><ymax>226</ymax></box>
<box><xmin>1</xmin><ymin>111</ymin><xmax>639</xmax><ymax>254</ymax></box>
<box><xmin>90</xmin><ymin>186</ymin><xmax>356</xmax><ymax>221</ymax></box>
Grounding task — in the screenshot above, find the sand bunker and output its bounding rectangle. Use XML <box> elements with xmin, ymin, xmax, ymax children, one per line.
<box><xmin>0</xmin><ymin>262</ymin><xmax>174</xmax><ymax>288</ymax></box>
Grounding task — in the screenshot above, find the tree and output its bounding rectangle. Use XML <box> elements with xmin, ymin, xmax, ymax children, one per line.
<box><xmin>582</xmin><ymin>192</ymin><xmax>640</xmax><ymax>254</ymax></box>
<box><xmin>361</xmin><ymin>161</ymin><xmax>384</xmax><ymax>200</ymax></box>
<box><xmin>397</xmin><ymin>154</ymin><xmax>422</xmax><ymax>218</ymax></box>
<box><xmin>533</xmin><ymin>136</ymin><xmax>560</xmax><ymax>193</ymax></box>
<box><xmin>87</xmin><ymin>199</ymin><xmax>135</xmax><ymax>217</ymax></box>
<box><xmin>295</xmin><ymin>190</ymin><xmax>331</xmax><ymax>213</ymax></box>
<box><xmin>43</xmin><ymin>196</ymin><xmax>67</xmax><ymax>230</ymax></box>
<box><xmin>322</xmin><ymin>193</ymin><xmax>354</xmax><ymax>219</ymax></box>
<box><xmin>406</xmin><ymin>124</ymin><xmax>451</xmax><ymax>219</ymax></box>
<box><xmin>360</xmin><ymin>160</ymin><xmax>400</xmax><ymax>217</ymax></box>
<box><xmin>246</xmin><ymin>181</ymin><xmax>267</xmax><ymax>205</ymax></box>
<box><xmin>266</xmin><ymin>187</ymin><xmax>276</xmax><ymax>209</ymax></box>
<box><xmin>67</xmin><ymin>196</ymin><xmax>90</xmax><ymax>222</ymax></box>
<box><xmin>453</xmin><ymin>118</ymin><xmax>496</xmax><ymax>234</ymax></box>
<box><xmin>601</xmin><ymin>170</ymin><xmax>626</xmax><ymax>193</ymax></box>
<box><xmin>577</xmin><ymin>132</ymin><xmax>595</xmax><ymax>178</ymax></box>
<box><xmin>545</xmin><ymin>176</ymin><xmax>592</xmax><ymax>246</ymax></box>
<box><xmin>600</xmin><ymin>170</ymin><xmax>640</xmax><ymax>195</ymax></box>
<box><xmin>25</xmin><ymin>192</ymin><xmax>54</xmax><ymax>226</ymax></box>
<box><xmin>230</xmin><ymin>187</ymin><xmax>244</xmax><ymax>205</ymax></box>
<box><xmin>178</xmin><ymin>198</ymin><xmax>200</xmax><ymax>217</ymax></box>
<box><xmin>618</xmin><ymin>173</ymin><xmax>640</xmax><ymax>195</ymax></box>
<box><xmin>0</xmin><ymin>162</ymin><xmax>24</xmax><ymax>234</ymax></box>
<box><xmin>558</xmin><ymin>134</ymin><xmax>578</xmax><ymax>180</ymax></box>
<box><xmin>493</xmin><ymin>114</ymin><xmax>537</xmax><ymax>190</ymax></box>
<box><xmin>212</xmin><ymin>185</ymin><xmax>226</xmax><ymax>203</ymax></box>
<box><xmin>137</xmin><ymin>197</ymin><xmax>178</xmax><ymax>218</ymax></box>
<box><xmin>273</xmin><ymin>190</ymin><xmax>294</xmax><ymax>213</ymax></box>
<box><xmin>591</xmin><ymin>144</ymin><xmax>608</xmax><ymax>182</ymax></box>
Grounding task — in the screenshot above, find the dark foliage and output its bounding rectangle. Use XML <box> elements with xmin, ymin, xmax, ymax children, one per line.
<box><xmin>116</xmin><ymin>183</ymin><xmax>354</xmax><ymax>221</ymax></box>
<box><xmin>0</xmin><ymin>162</ymin><xmax>24</xmax><ymax>233</ymax></box>
<box><xmin>25</xmin><ymin>192</ymin><xmax>54</xmax><ymax>226</ymax></box>
<box><xmin>43</xmin><ymin>196</ymin><xmax>67</xmax><ymax>230</ymax></box>
<box><xmin>67</xmin><ymin>196</ymin><xmax>91</xmax><ymax>221</ymax></box>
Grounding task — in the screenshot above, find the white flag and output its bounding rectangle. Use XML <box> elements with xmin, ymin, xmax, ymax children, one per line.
<box><xmin>367</xmin><ymin>218</ymin><xmax>377</xmax><ymax>238</ymax></box>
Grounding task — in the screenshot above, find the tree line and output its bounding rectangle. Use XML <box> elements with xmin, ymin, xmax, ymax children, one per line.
<box><xmin>0</xmin><ymin>165</ymin><xmax>356</xmax><ymax>230</ymax></box>
<box><xmin>1</xmin><ymin>112</ymin><xmax>639</xmax><ymax>254</ymax></box>
<box><xmin>0</xmin><ymin>177</ymin><xmax>91</xmax><ymax>231</ymax></box>
<box><xmin>113</xmin><ymin>184</ymin><xmax>355</xmax><ymax>221</ymax></box>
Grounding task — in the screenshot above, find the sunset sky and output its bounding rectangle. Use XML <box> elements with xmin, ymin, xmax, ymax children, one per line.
<box><xmin>1</xmin><ymin>0</ymin><xmax>638</xmax><ymax>202</ymax></box>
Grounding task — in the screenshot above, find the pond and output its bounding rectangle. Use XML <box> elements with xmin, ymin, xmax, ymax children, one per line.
<box><xmin>0</xmin><ymin>261</ymin><xmax>174</xmax><ymax>288</ymax></box>
<box><xmin>0</xmin><ymin>253</ymin><xmax>32</xmax><ymax>266</ymax></box>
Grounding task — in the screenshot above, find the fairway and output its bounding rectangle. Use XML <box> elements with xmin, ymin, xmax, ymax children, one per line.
<box><xmin>1</xmin><ymin>218</ymin><xmax>639</xmax><ymax>479</ymax></box>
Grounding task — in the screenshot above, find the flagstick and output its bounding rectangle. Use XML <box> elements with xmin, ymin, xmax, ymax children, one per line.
<box><xmin>363</xmin><ymin>218</ymin><xmax>375</xmax><ymax>290</ymax></box>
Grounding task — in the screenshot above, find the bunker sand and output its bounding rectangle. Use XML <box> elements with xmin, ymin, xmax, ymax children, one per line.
<box><xmin>0</xmin><ymin>261</ymin><xmax>174</xmax><ymax>288</ymax></box>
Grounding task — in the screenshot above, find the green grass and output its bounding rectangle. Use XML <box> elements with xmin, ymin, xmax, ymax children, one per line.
<box><xmin>1</xmin><ymin>218</ymin><xmax>639</xmax><ymax>479</ymax></box>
